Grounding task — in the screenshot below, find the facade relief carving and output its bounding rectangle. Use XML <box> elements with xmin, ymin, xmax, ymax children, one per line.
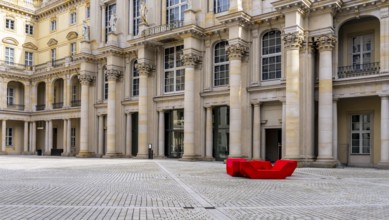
<box><xmin>226</xmin><ymin>43</ymin><xmax>249</xmax><ymax>60</ymax></box>
<box><xmin>315</xmin><ymin>35</ymin><xmax>337</xmax><ymax>51</ymax></box>
<box><xmin>283</xmin><ymin>33</ymin><xmax>304</xmax><ymax>49</ymax></box>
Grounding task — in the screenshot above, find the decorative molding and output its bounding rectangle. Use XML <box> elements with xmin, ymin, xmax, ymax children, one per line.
<box><xmin>135</xmin><ymin>63</ymin><xmax>154</xmax><ymax>77</ymax></box>
<box><xmin>315</xmin><ymin>35</ymin><xmax>337</xmax><ymax>51</ymax></box>
<box><xmin>226</xmin><ymin>43</ymin><xmax>249</xmax><ymax>60</ymax></box>
<box><xmin>47</xmin><ymin>38</ymin><xmax>58</xmax><ymax>47</ymax></box>
<box><xmin>22</xmin><ymin>42</ymin><xmax>38</xmax><ymax>50</ymax></box>
<box><xmin>181</xmin><ymin>53</ymin><xmax>201</xmax><ymax>67</ymax></box>
<box><xmin>78</xmin><ymin>74</ymin><xmax>94</xmax><ymax>85</ymax></box>
<box><xmin>2</xmin><ymin>37</ymin><xmax>19</xmax><ymax>46</ymax></box>
<box><xmin>104</xmin><ymin>69</ymin><xmax>122</xmax><ymax>81</ymax></box>
<box><xmin>283</xmin><ymin>32</ymin><xmax>304</xmax><ymax>49</ymax></box>
<box><xmin>66</xmin><ymin>31</ymin><xmax>79</xmax><ymax>40</ymax></box>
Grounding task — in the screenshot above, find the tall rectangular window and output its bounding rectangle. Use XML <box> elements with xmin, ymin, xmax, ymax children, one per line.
<box><xmin>166</xmin><ymin>0</ymin><xmax>187</xmax><ymax>24</ymax></box>
<box><xmin>214</xmin><ymin>0</ymin><xmax>229</xmax><ymax>13</ymax></box>
<box><xmin>50</xmin><ymin>20</ymin><xmax>57</xmax><ymax>31</ymax></box>
<box><xmin>104</xmin><ymin>74</ymin><xmax>109</xmax><ymax>100</ymax></box>
<box><xmin>262</xmin><ymin>30</ymin><xmax>282</xmax><ymax>80</ymax></box>
<box><xmin>351</xmin><ymin>114</ymin><xmax>371</xmax><ymax>154</ymax></box>
<box><xmin>5</xmin><ymin>19</ymin><xmax>14</xmax><ymax>30</ymax></box>
<box><xmin>51</xmin><ymin>48</ymin><xmax>56</xmax><ymax>66</ymax></box>
<box><xmin>214</xmin><ymin>41</ymin><xmax>229</xmax><ymax>86</ymax></box>
<box><xmin>70</xmin><ymin>12</ymin><xmax>77</xmax><ymax>24</ymax></box>
<box><xmin>105</xmin><ymin>3</ymin><xmax>116</xmax><ymax>42</ymax></box>
<box><xmin>164</xmin><ymin>45</ymin><xmax>185</xmax><ymax>93</ymax></box>
<box><xmin>70</xmin><ymin>43</ymin><xmax>77</xmax><ymax>57</ymax></box>
<box><xmin>25</xmin><ymin>24</ymin><xmax>34</xmax><ymax>35</ymax></box>
<box><xmin>72</xmin><ymin>86</ymin><xmax>77</xmax><ymax>101</ymax></box>
<box><xmin>7</xmin><ymin>87</ymin><xmax>14</xmax><ymax>105</ymax></box>
<box><xmin>133</xmin><ymin>0</ymin><xmax>140</xmax><ymax>35</ymax></box>
<box><xmin>352</xmin><ymin>34</ymin><xmax>373</xmax><ymax>69</ymax></box>
<box><xmin>86</xmin><ymin>6</ymin><xmax>91</xmax><ymax>19</ymax></box>
<box><xmin>71</xmin><ymin>128</ymin><xmax>76</xmax><ymax>148</ymax></box>
<box><xmin>132</xmin><ymin>61</ymin><xmax>139</xmax><ymax>96</ymax></box>
<box><xmin>25</xmin><ymin>52</ymin><xmax>33</xmax><ymax>66</ymax></box>
<box><xmin>5</xmin><ymin>47</ymin><xmax>14</xmax><ymax>65</ymax></box>
<box><xmin>6</xmin><ymin>128</ymin><xmax>13</xmax><ymax>146</ymax></box>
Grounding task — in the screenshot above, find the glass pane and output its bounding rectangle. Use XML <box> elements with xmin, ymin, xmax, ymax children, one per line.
<box><xmin>362</xmin><ymin>115</ymin><xmax>370</xmax><ymax>130</ymax></box>
<box><xmin>352</xmin><ymin>37</ymin><xmax>361</xmax><ymax>53</ymax></box>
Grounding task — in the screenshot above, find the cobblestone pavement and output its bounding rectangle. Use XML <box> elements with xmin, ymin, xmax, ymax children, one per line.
<box><xmin>0</xmin><ymin>156</ymin><xmax>389</xmax><ymax>220</ymax></box>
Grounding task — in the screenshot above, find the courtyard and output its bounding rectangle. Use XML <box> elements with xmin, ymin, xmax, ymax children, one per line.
<box><xmin>0</xmin><ymin>156</ymin><xmax>388</xmax><ymax>220</ymax></box>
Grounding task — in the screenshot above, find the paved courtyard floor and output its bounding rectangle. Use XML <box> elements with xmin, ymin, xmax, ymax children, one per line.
<box><xmin>0</xmin><ymin>156</ymin><xmax>389</xmax><ymax>220</ymax></box>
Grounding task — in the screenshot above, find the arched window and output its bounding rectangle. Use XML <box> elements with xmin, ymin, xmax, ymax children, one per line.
<box><xmin>262</xmin><ymin>30</ymin><xmax>282</xmax><ymax>80</ymax></box>
<box><xmin>214</xmin><ymin>0</ymin><xmax>229</xmax><ymax>13</ymax></box>
<box><xmin>214</xmin><ymin>41</ymin><xmax>229</xmax><ymax>86</ymax></box>
<box><xmin>132</xmin><ymin>60</ymin><xmax>139</xmax><ymax>97</ymax></box>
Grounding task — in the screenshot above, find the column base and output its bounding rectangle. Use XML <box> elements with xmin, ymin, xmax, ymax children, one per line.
<box><xmin>179</xmin><ymin>155</ymin><xmax>202</xmax><ymax>161</ymax></box>
<box><xmin>157</xmin><ymin>155</ymin><xmax>166</xmax><ymax>159</ymax></box>
<box><xmin>76</xmin><ymin>151</ymin><xmax>95</xmax><ymax>158</ymax></box>
<box><xmin>282</xmin><ymin>156</ymin><xmax>316</xmax><ymax>167</ymax></box>
<box><xmin>43</xmin><ymin>151</ymin><xmax>51</xmax><ymax>156</ymax></box>
<box><xmin>376</xmin><ymin>161</ymin><xmax>389</xmax><ymax>169</ymax></box>
<box><xmin>134</xmin><ymin>154</ymin><xmax>149</xmax><ymax>159</ymax></box>
<box><xmin>0</xmin><ymin>151</ymin><xmax>7</xmax><ymax>155</ymax></box>
<box><xmin>312</xmin><ymin>158</ymin><xmax>337</xmax><ymax>168</ymax></box>
<box><xmin>123</xmin><ymin>154</ymin><xmax>133</xmax><ymax>158</ymax></box>
<box><xmin>22</xmin><ymin>151</ymin><xmax>33</xmax><ymax>155</ymax></box>
<box><xmin>62</xmin><ymin>152</ymin><xmax>75</xmax><ymax>157</ymax></box>
<box><xmin>102</xmin><ymin>153</ymin><xmax>123</xmax><ymax>158</ymax></box>
<box><xmin>203</xmin><ymin>157</ymin><xmax>215</xmax><ymax>161</ymax></box>
<box><xmin>228</xmin><ymin>154</ymin><xmax>244</xmax><ymax>159</ymax></box>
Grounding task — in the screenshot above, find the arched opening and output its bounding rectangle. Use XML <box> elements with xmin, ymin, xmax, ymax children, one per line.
<box><xmin>52</xmin><ymin>78</ymin><xmax>64</xmax><ymax>109</ymax></box>
<box><xmin>6</xmin><ymin>81</ymin><xmax>25</xmax><ymax>111</ymax></box>
<box><xmin>70</xmin><ymin>75</ymin><xmax>81</xmax><ymax>107</ymax></box>
<box><xmin>36</xmin><ymin>82</ymin><xmax>46</xmax><ymax>111</ymax></box>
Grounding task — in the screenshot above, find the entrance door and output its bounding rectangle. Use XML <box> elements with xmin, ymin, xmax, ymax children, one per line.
<box><xmin>213</xmin><ymin>106</ymin><xmax>230</xmax><ymax>161</ymax></box>
<box><xmin>164</xmin><ymin>109</ymin><xmax>184</xmax><ymax>158</ymax></box>
<box><xmin>265</xmin><ymin>128</ymin><xmax>282</xmax><ymax>162</ymax></box>
<box><xmin>131</xmin><ymin>113</ymin><xmax>138</xmax><ymax>156</ymax></box>
<box><xmin>349</xmin><ymin>114</ymin><xmax>372</xmax><ymax>166</ymax></box>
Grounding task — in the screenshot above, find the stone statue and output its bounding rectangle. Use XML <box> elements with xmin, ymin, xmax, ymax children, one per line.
<box><xmin>82</xmin><ymin>20</ymin><xmax>90</xmax><ymax>41</ymax></box>
<box><xmin>110</xmin><ymin>13</ymin><xmax>118</xmax><ymax>33</ymax></box>
<box><xmin>140</xmin><ymin>0</ymin><xmax>148</xmax><ymax>25</ymax></box>
<box><xmin>187</xmin><ymin>0</ymin><xmax>192</xmax><ymax>10</ymax></box>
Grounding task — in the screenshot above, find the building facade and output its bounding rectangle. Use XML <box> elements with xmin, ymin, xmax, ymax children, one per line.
<box><xmin>0</xmin><ymin>0</ymin><xmax>389</xmax><ymax>168</ymax></box>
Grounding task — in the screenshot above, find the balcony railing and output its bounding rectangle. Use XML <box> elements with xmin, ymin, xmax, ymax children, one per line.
<box><xmin>52</xmin><ymin>102</ymin><xmax>64</xmax><ymax>109</ymax></box>
<box><xmin>7</xmin><ymin>104</ymin><xmax>25</xmax><ymax>111</ymax></box>
<box><xmin>0</xmin><ymin>60</ymin><xmax>33</xmax><ymax>71</ymax></box>
<box><xmin>142</xmin><ymin>20</ymin><xmax>184</xmax><ymax>37</ymax></box>
<box><xmin>338</xmin><ymin>62</ymin><xmax>380</xmax><ymax>79</ymax></box>
<box><xmin>71</xmin><ymin>100</ymin><xmax>81</xmax><ymax>107</ymax></box>
<box><xmin>36</xmin><ymin>104</ymin><xmax>45</xmax><ymax>111</ymax></box>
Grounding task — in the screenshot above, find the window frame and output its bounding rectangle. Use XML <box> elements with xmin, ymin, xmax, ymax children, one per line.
<box><xmin>5</xmin><ymin>47</ymin><xmax>15</xmax><ymax>65</ymax></box>
<box><xmin>71</xmin><ymin>127</ymin><xmax>76</xmax><ymax>148</ymax></box>
<box><xmin>133</xmin><ymin>0</ymin><xmax>140</xmax><ymax>35</ymax></box>
<box><xmin>5</xmin><ymin>18</ymin><xmax>15</xmax><ymax>30</ymax></box>
<box><xmin>261</xmin><ymin>30</ymin><xmax>282</xmax><ymax>81</ymax></box>
<box><xmin>25</xmin><ymin>51</ymin><xmax>33</xmax><ymax>67</ymax></box>
<box><xmin>104</xmin><ymin>73</ymin><xmax>109</xmax><ymax>100</ymax></box>
<box><xmin>7</xmin><ymin>87</ymin><xmax>14</xmax><ymax>105</ymax></box>
<box><xmin>105</xmin><ymin>3</ymin><xmax>117</xmax><ymax>42</ymax></box>
<box><xmin>86</xmin><ymin>6</ymin><xmax>91</xmax><ymax>19</ymax></box>
<box><xmin>164</xmin><ymin>45</ymin><xmax>185</xmax><ymax>93</ymax></box>
<box><xmin>350</xmin><ymin>114</ymin><xmax>372</xmax><ymax>155</ymax></box>
<box><xmin>6</xmin><ymin>127</ymin><xmax>13</xmax><ymax>146</ymax></box>
<box><xmin>70</xmin><ymin>42</ymin><xmax>77</xmax><ymax>57</ymax></box>
<box><xmin>25</xmin><ymin>24</ymin><xmax>34</xmax><ymax>35</ymax></box>
<box><xmin>50</xmin><ymin>20</ymin><xmax>57</xmax><ymax>31</ymax></box>
<box><xmin>132</xmin><ymin>60</ymin><xmax>140</xmax><ymax>97</ymax></box>
<box><xmin>214</xmin><ymin>0</ymin><xmax>229</xmax><ymax>13</ymax></box>
<box><xmin>213</xmin><ymin>41</ymin><xmax>229</xmax><ymax>87</ymax></box>
<box><xmin>350</xmin><ymin>33</ymin><xmax>374</xmax><ymax>68</ymax></box>
<box><xmin>70</xmin><ymin>11</ymin><xmax>77</xmax><ymax>25</ymax></box>
<box><xmin>166</xmin><ymin>0</ymin><xmax>187</xmax><ymax>24</ymax></box>
<box><xmin>51</xmin><ymin>48</ymin><xmax>56</xmax><ymax>66</ymax></box>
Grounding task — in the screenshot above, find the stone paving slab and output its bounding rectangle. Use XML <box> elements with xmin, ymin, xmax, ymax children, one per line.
<box><xmin>0</xmin><ymin>156</ymin><xmax>389</xmax><ymax>219</ymax></box>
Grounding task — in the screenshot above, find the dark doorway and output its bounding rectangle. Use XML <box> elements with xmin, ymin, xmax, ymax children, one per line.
<box><xmin>53</xmin><ymin>128</ymin><xmax>57</xmax><ymax>149</ymax></box>
<box><xmin>131</xmin><ymin>113</ymin><xmax>138</xmax><ymax>156</ymax></box>
<box><xmin>265</xmin><ymin>128</ymin><xmax>282</xmax><ymax>162</ymax></box>
<box><xmin>164</xmin><ymin>109</ymin><xmax>184</xmax><ymax>158</ymax></box>
<box><xmin>213</xmin><ymin>106</ymin><xmax>230</xmax><ymax>161</ymax></box>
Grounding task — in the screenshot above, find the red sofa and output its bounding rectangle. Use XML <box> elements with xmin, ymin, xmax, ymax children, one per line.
<box><xmin>226</xmin><ymin>158</ymin><xmax>273</xmax><ymax>177</ymax></box>
<box><xmin>239</xmin><ymin>160</ymin><xmax>297</xmax><ymax>179</ymax></box>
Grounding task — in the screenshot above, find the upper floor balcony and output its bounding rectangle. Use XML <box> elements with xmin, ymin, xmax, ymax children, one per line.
<box><xmin>337</xmin><ymin>62</ymin><xmax>380</xmax><ymax>79</ymax></box>
<box><xmin>142</xmin><ymin>20</ymin><xmax>184</xmax><ymax>37</ymax></box>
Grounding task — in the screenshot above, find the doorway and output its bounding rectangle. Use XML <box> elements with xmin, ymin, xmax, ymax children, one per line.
<box><xmin>131</xmin><ymin>113</ymin><xmax>138</xmax><ymax>156</ymax></box>
<box><xmin>213</xmin><ymin>106</ymin><xmax>230</xmax><ymax>161</ymax></box>
<box><xmin>265</xmin><ymin>128</ymin><xmax>282</xmax><ymax>162</ymax></box>
<box><xmin>164</xmin><ymin>109</ymin><xmax>184</xmax><ymax>158</ymax></box>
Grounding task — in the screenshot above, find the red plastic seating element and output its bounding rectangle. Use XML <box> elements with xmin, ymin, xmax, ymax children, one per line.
<box><xmin>239</xmin><ymin>159</ymin><xmax>297</xmax><ymax>179</ymax></box>
<box><xmin>273</xmin><ymin>160</ymin><xmax>297</xmax><ymax>176</ymax></box>
<box><xmin>249</xmin><ymin>160</ymin><xmax>273</xmax><ymax>170</ymax></box>
<box><xmin>226</xmin><ymin>158</ymin><xmax>247</xmax><ymax>176</ymax></box>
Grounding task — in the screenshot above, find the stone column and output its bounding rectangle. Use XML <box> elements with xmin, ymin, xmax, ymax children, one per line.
<box><xmin>126</xmin><ymin>113</ymin><xmax>132</xmax><ymax>157</ymax></box>
<box><xmin>379</xmin><ymin>95</ymin><xmax>389</xmax><ymax>167</ymax></box>
<box><xmin>62</xmin><ymin>119</ymin><xmax>67</xmax><ymax>155</ymax></box>
<box><xmin>281</xmin><ymin>99</ymin><xmax>286</xmax><ymax>159</ymax></box>
<box><xmin>316</xmin><ymin>35</ymin><xmax>336</xmax><ymax>167</ymax></box>
<box><xmin>24</xmin><ymin>82</ymin><xmax>31</xmax><ymax>111</ymax></box>
<box><xmin>48</xmin><ymin>120</ymin><xmax>53</xmax><ymax>155</ymax></box>
<box><xmin>77</xmin><ymin>74</ymin><xmax>94</xmax><ymax>157</ymax></box>
<box><xmin>104</xmin><ymin>69</ymin><xmax>122</xmax><ymax>158</ymax></box>
<box><xmin>253</xmin><ymin>102</ymin><xmax>261</xmax><ymax>159</ymax></box>
<box><xmin>23</xmin><ymin>121</ymin><xmax>29</xmax><ymax>153</ymax></box>
<box><xmin>205</xmin><ymin>106</ymin><xmax>213</xmax><ymax>160</ymax></box>
<box><xmin>67</xmin><ymin>119</ymin><xmax>72</xmax><ymax>156</ymax></box>
<box><xmin>31</xmin><ymin>121</ymin><xmax>36</xmax><ymax>153</ymax></box>
<box><xmin>381</xmin><ymin>8</ymin><xmax>389</xmax><ymax>74</ymax></box>
<box><xmin>158</xmin><ymin>110</ymin><xmax>165</xmax><ymax>158</ymax></box>
<box><xmin>135</xmin><ymin>63</ymin><xmax>153</xmax><ymax>158</ymax></box>
<box><xmin>333</xmin><ymin>98</ymin><xmax>338</xmax><ymax>162</ymax></box>
<box><xmin>227</xmin><ymin>43</ymin><xmax>248</xmax><ymax>158</ymax></box>
<box><xmin>283</xmin><ymin>33</ymin><xmax>304</xmax><ymax>160</ymax></box>
<box><xmin>64</xmin><ymin>76</ymin><xmax>71</xmax><ymax>108</ymax></box>
<box><xmin>181</xmin><ymin>53</ymin><xmax>201</xmax><ymax>160</ymax></box>
<box><xmin>31</xmin><ymin>82</ymin><xmax>37</xmax><ymax>111</ymax></box>
<box><xmin>46</xmin><ymin>79</ymin><xmax>53</xmax><ymax>110</ymax></box>
<box><xmin>0</xmin><ymin>79</ymin><xmax>8</xmax><ymax>109</ymax></box>
<box><xmin>1</xmin><ymin>120</ymin><xmax>6</xmax><ymax>153</ymax></box>
<box><xmin>98</xmin><ymin>115</ymin><xmax>104</xmax><ymax>156</ymax></box>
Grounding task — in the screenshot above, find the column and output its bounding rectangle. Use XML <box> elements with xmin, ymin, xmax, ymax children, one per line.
<box><xmin>381</xmin><ymin>8</ymin><xmax>389</xmax><ymax>74</ymax></box>
<box><xmin>67</xmin><ymin>119</ymin><xmax>72</xmax><ymax>156</ymax></box>
<box><xmin>379</xmin><ymin>95</ymin><xmax>389</xmax><ymax>166</ymax></box>
<box><xmin>281</xmin><ymin>99</ymin><xmax>286</xmax><ymax>159</ymax></box>
<box><xmin>45</xmin><ymin>120</ymin><xmax>49</xmax><ymax>154</ymax></box>
<box><xmin>24</xmin><ymin>82</ymin><xmax>31</xmax><ymax>111</ymax></box>
<box><xmin>77</xmin><ymin>74</ymin><xmax>94</xmax><ymax>157</ymax></box>
<box><xmin>48</xmin><ymin>120</ymin><xmax>53</xmax><ymax>155</ymax></box>
<box><xmin>98</xmin><ymin>115</ymin><xmax>104</xmax><ymax>156</ymax></box>
<box><xmin>31</xmin><ymin>121</ymin><xmax>36</xmax><ymax>153</ymax></box>
<box><xmin>283</xmin><ymin>33</ymin><xmax>303</xmax><ymax>160</ymax></box>
<box><xmin>316</xmin><ymin>35</ymin><xmax>336</xmax><ymax>166</ymax></box>
<box><xmin>29</xmin><ymin>122</ymin><xmax>33</xmax><ymax>154</ymax></box>
<box><xmin>46</xmin><ymin>79</ymin><xmax>53</xmax><ymax>110</ymax></box>
<box><xmin>333</xmin><ymin>98</ymin><xmax>338</xmax><ymax>162</ymax></box>
<box><xmin>64</xmin><ymin>76</ymin><xmax>71</xmax><ymax>108</ymax></box>
<box><xmin>227</xmin><ymin>42</ymin><xmax>248</xmax><ymax>158</ymax></box>
<box><xmin>126</xmin><ymin>113</ymin><xmax>132</xmax><ymax>157</ymax></box>
<box><xmin>24</xmin><ymin>121</ymin><xmax>29</xmax><ymax>153</ymax></box>
<box><xmin>31</xmin><ymin>82</ymin><xmax>37</xmax><ymax>111</ymax></box>
<box><xmin>1</xmin><ymin>120</ymin><xmax>6</xmax><ymax>153</ymax></box>
<box><xmin>252</xmin><ymin>102</ymin><xmax>261</xmax><ymax>159</ymax></box>
<box><xmin>205</xmin><ymin>106</ymin><xmax>213</xmax><ymax>160</ymax></box>
<box><xmin>62</xmin><ymin>119</ymin><xmax>67</xmax><ymax>155</ymax></box>
<box><xmin>104</xmin><ymin>69</ymin><xmax>122</xmax><ymax>158</ymax></box>
<box><xmin>136</xmin><ymin>63</ymin><xmax>153</xmax><ymax>158</ymax></box>
<box><xmin>181</xmin><ymin>53</ymin><xmax>201</xmax><ymax>160</ymax></box>
<box><xmin>0</xmin><ymin>79</ymin><xmax>8</xmax><ymax>109</ymax></box>
<box><xmin>158</xmin><ymin>110</ymin><xmax>165</xmax><ymax>158</ymax></box>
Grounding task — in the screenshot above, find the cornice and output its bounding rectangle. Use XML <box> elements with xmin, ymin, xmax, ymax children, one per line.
<box><xmin>272</xmin><ymin>0</ymin><xmax>313</xmax><ymax>12</ymax></box>
<box><xmin>36</xmin><ymin>0</ymin><xmax>84</xmax><ymax>20</ymax></box>
<box><xmin>0</xmin><ymin>1</ymin><xmax>35</xmax><ymax>17</ymax></box>
<box><xmin>215</xmin><ymin>11</ymin><xmax>252</xmax><ymax>27</ymax></box>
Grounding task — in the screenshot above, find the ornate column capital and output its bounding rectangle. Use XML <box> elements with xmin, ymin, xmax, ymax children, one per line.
<box><xmin>78</xmin><ymin>74</ymin><xmax>94</xmax><ymax>85</ymax></box>
<box><xmin>135</xmin><ymin>63</ymin><xmax>154</xmax><ymax>77</ymax></box>
<box><xmin>283</xmin><ymin>32</ymin><xmax>304</xmax><ymax>50</ymax></box>
<box><xmin>105</xmin><ymin>69</ymin><xmax>122</xmax><ymax>81</ymax></box>
<box><xmin>181</xmin><ymin>53</ymin><xmax>201</xmax><ymax>68</ymax></box>
<box><xmin>316</xmin><ymin>35</ymin><xmax>337</xmax><ymax>51</ymax></box>
<box><xmin>226</xmin><ymin>43</ymin><xmax>249</xmax><ymax>60</ymax></box>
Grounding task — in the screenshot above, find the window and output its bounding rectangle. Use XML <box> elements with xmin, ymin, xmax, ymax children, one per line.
<box><xmin>70</xmin><ymin>11</ymin><xmax>77</xmax><ymax>24</ymax></box>
<box><xmin>352</xmin><ymin>34</ymin><xmax>373</xmax><ymax>69</ymax></box>
<box><xmin>164</xmin><ymin>45</ymin><xmax>185</xmax><ymax>93</ymax></box>
<box><xmin>133</xmin><ymin>0</ymin><xmax>140</xmax><ymax>35</ymax></box>
<box><xmin>51</xmin><ymin>48</ymin><xmax>56</xmax><ymax>66</ymax></box>
<box><xmin>166</xmin><ymin>0</ymin><xmax>187</xmax><ymax>24</ymax></box>
<box><xmin>5</xmin><ymin>19</ymin><xmax>14</xmax><ymax>30</ymax></box>
<box><xmin>214</xmin><ymin>0</ymin><xmax>229</xmax><ymax>13</ymax></box>
<box><xmin>72</xmin><ymin>86</ymin><xmax>77</xmax><ymax>101</ymax></box>
<box><xmin>71</xmin><ymin>128</ymin><xmax>76</xmax><ymax>148</ymax></box>
<box><xmin>104</xmin><ymin>74</ymin><xmax>108</xmax><ymax>100</ymax></box>
<box><xmin>50</xmin><ymin>20</ymin><xmax>57</xmax><ymax>31</ymax></box>
<box><xmin>262</xmin><ymin>30</ymin><xmax>282</xmax><ymax>80</ymax></box>
<box><xmin>351</xmin><ymin>114</ymin><xmax>371</xmax><ymax>154</ymax></box>
<box><xmin>25</xmin><ymin>24</ymin><xmax>34</xmax><ymax>35</ymax></box>
<box><xmin>132</xmin><ymin>60</ymin><xmax>139</xmax><ymax>96</ymax></box>
<box><xmin>5</xmin><ymin>47</ymin><xmax>14</xmax><ymax>65</ymax></box>
<box><xmin>6</xmin><ymin>128</ymin><xmax>13</xmax><ymax>146</ymax></box>
<box><xmin>105</xmin><ymin>3</ymin><xmax>116</xmax><ymax>42</ymax></box>
<box><xmin>7</xmin><ymin>88</ymin><xmax>14</xmax><ymax>105</ymax></box>
<box><xmin>25</xmin><ymin>0</ymin><xmax>33</xmax><ymax>4</ymax></box>
<box><xmin>86</xmin><ymin>6</ymin><xmax>91</xmax><ymax>19</ymax></box>
<box><xmin>70</xmin><ymin>43</ymin><xmax>77</xmax><ymax>58</ymax></box>
<box><xmin>214</xmin><ymin>41</ymin><xmax>229</xmax><ymax>86</ymax></box>
<box><xmin>25</xmin><ymin>52</ymin><xmax>33</xmax><ymax>66</ymax></box>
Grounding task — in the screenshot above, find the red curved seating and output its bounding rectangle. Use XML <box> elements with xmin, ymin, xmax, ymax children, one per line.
<box><xmin>226</xmin><ymin>158</ymin><xmax>247</xmax><ymax>176</ymax></box>
<box><xmin>239</xmin><ymin>159</ymin><xmax>297</xmax><ymax>179</ymax></box>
